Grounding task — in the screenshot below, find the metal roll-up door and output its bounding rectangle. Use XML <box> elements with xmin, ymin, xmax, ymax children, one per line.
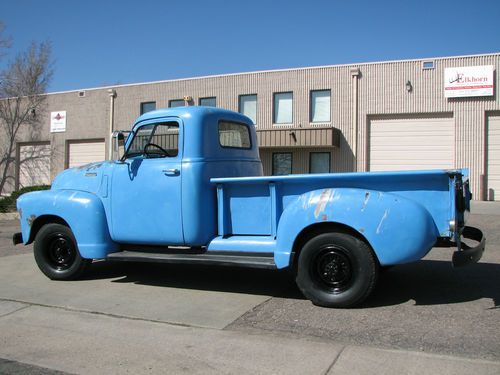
<box><xmin>369</xmin><ymin>117</ymin><xmax>455</xmax><ymax>171</ymax></box>
<box><xmin>487</xmin><ymin>116</ymin><xmax>500</xmax><ymax>201</ymax></box>
<box><xmin>68</xmin><ymin>141</ymin><xmax>105</xmax><ymax>168</ymax></box>
<box><xmin>19</xmin><ymin>143</ymin><xmax>51</xmax><ymax>188</ymax></box>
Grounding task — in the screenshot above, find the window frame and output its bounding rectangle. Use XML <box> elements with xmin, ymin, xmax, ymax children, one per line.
<box><xmin>273</xmin><ymin>91</ymin><xmax>293</xmax><ymax>125</ymax></box>
<box><xmin>218</xmin><ymin>120</ymin><xmax>252</xmax><ymax>150</ymax></box>
<box><xmin>169</xmin><ymin>99</ymin><xmax>185</xmax><ymax>108</ymax></box>
<box><xmin>310</xmin><ymin>89</ymin><xmax>331</xmax><ymax>123</ymax></box>
<box><xmin>309</xmin><ymin>152</ymin><xmax>331</xmax><ymax>174</ymax></box>
<box><xmin>272</xmin><ymin>152</ymin><xmax>293</xmax><ymax>175</ymax></box>
<box><xmin>199</xmin><ymin>96</ymin><xmax>217</xmax><ymax>107</ymax></box>
<box><xmin>238</xmin><ymin>94</ymin><xmax>257</xmax><ymax>125</ymax></box>
<box><xmin>125</xmin><ymin>120</ymin><xmax>180</xmax><ymax>159</ymax></box>
<box><xmin>140</xmin><ymin>101</ymin><xmax>156</xmax><ymax>115</ymax></box>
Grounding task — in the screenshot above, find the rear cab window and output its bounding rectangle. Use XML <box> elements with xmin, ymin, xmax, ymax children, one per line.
<box><xmin>218</xmin><ymin>121</ymin><xmax>251</xmax><ymax>149</ymax></box>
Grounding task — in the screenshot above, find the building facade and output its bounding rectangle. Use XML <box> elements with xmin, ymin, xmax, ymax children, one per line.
<box><xmin>5</xmin><ymin>53</ymin><xmax>500</xmax><ymax>200</ymax></box>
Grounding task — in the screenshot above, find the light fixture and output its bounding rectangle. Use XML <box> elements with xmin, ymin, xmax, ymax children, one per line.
<box><xmin>290</xmin><ymin>131</ymin><xmax>297</xmax><ymax>143</ymax></box>
<box><xmin>405</xmin><ymin>80</ymin><xmax>413</xmax><ymax>93</ymax></box>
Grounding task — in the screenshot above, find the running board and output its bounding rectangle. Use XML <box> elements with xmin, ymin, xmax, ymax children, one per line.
<box><xmin>106</xmin><ymin>250</ymin><xmax>277</xmax><ymax>269</ymax></box>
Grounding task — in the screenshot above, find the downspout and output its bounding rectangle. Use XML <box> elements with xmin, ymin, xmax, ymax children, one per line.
<box><xmin>107</xmin><ymin>89</ymin><xmax>117</xmax><ymax>160</ymax></box>
<box><xmin>350</xmin><ymin>68</ymin><xmax>360</xmax><ymax>172</ymax></box>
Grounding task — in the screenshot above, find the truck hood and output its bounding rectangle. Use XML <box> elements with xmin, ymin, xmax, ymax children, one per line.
<box><xmin>51</xmin><ymin>161</ymin><xmax>113</xmax><ymax>194</ymax></box>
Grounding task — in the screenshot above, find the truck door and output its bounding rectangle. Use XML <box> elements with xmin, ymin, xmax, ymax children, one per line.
<box><xmin>110</xmin><ymin>119</ymin><xmax>184</xmax><ymax>245</ymax></box>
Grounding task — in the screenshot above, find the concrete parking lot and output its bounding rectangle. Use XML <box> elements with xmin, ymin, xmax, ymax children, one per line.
<box><xmin>0</xmin><ymin>204</ymin><xmax>499</xmax><ymax>374</ymax></box>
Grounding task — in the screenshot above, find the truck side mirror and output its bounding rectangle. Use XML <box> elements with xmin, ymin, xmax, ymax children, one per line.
<box><xmin>112</xmin><ymin>131</ymin><xmax>127</xmax><ymax>161</ymax></box>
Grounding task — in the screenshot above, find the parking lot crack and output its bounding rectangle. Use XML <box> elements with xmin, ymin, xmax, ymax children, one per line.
<box><xmin>0</xmin><ymin>297</ymin><xmax>215</xmax><ymax>330</ymax></box>
<box><xmin>322</xmin><ymin>345</ymin><xmax>346</xmax><ymax>375</ymax></box>
<box><xmin>0</xmin><ymin>303</ymin><xmax>31</xmax><ymax>319</ymax></box>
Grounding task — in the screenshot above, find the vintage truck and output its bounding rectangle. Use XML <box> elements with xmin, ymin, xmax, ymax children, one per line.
<box><xmin>13</xmin><ymin>107</ymin><xmax>485</xmax><ymax>307</ymax></box>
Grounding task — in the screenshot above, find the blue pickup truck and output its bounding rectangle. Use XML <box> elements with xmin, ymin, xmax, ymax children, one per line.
<box><xmin>14</xmin><ymin>107</ymin><xmax>485</xmax><ymax>307</ymax></box>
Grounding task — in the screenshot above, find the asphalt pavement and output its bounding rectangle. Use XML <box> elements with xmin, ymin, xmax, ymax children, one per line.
<box><xmin>0</xmin><ymin>202</ymin><xmax>499</xmax><ymax>374</ymax></box>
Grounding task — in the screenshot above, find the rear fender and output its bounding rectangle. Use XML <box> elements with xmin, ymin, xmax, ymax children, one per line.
<box><xmin>17</xmin><ymin>189</ymin><xmax>117</xmax><ymax>259</ymax></box>
<box><xmin>275</xmin><ymin>188</ymin><xmax>439</xmax><ymax>268</ymax></box>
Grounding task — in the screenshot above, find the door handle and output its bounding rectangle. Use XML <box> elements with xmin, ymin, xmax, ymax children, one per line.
<box><xmin>163</xmin><ymin>169</ymin><xmax>180</xmax><ymax>176</ymax></box>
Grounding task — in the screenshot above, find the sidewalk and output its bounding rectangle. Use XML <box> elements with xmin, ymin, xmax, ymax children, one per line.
<box><xmin>1</xmin><ymin>300</ymin><xmax>499</xmax><ymax>375</ymax></box>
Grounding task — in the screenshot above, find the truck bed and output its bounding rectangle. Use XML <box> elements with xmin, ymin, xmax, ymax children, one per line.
<box><xmin>210</xmin><ymin>169</ymin><xmax>464</xmax><ymax>268</ymax></box>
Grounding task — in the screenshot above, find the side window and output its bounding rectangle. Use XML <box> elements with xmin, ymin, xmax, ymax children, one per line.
<box><xmin>127</xmin><ymin>122</ymin><xmax>179</xmax><ymax>158</ymax></box>
<box><xmin>218</xmin><ymin>121</ymin><xmax>251</xmax><ymax>149</ymax></box>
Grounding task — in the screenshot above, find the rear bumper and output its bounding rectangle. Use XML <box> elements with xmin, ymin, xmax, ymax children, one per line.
<box><xmin>452</xmin><ymin>226</ymin><xmax>485</xmax><ymax>267</ymax></box>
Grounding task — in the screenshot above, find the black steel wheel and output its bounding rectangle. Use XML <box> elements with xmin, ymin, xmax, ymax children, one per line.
<box><xmin>34</xmin><ymin>223</ymin><xmax>90</xmax><ymax>280</ymax></box>
<box><xmin>296</xmin><ymin>231</ymin><xmax>378</xmax><ymax>308</ymax></box>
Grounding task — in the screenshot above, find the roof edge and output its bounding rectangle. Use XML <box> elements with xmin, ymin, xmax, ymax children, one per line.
<box><xmin>46</xmin><ymin>52</ymin><xmax>500</xmax><ymax>96</ymax></box>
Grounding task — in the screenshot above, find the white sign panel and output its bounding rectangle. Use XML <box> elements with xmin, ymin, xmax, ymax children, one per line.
<box><xmin>50</xmin><ymin>111</ymin><xmax>67</xmax><ymax>133</ymax></box>
<box><xmin>444</xmin><ymin>65</ymin><xmax>495</xmax><ymax>98</ymax></box>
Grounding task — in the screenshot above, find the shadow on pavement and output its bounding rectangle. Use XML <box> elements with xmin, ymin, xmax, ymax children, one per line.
<box><xmin>364</xmin><ymin>260</ymin><xmax>500</xmax><ymax>308</ymax></box>
<box><xmin>81</xmin><ymin>258</ymin><xmax>499</xmax><ymax>308</ymax></box>
<box><xmin>83</xmin><ymin>260</ymin><xmax>304</xmax><ymax>299</ymax></box>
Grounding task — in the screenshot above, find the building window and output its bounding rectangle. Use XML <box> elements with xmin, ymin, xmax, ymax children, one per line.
<box><xmin>239</xmin><ymin>94</ymin><xmax>257</xmax><ymax>125</ymax></box>
<box><xmin>199</xmin><ymin>97</ymin><xmax>216</xmax><ymax>107</ymax></box>
<box><xmin>310</xmin><ymin>90</ymin><xmax>331</xmax><ymax>123</ymax></box>
<box><xmin>272</xmin><ymin>152</ymin><xmax>292</xmax><ymax>175</ymax></box>
<box><xmin>310</xmin><ymin>152</ymin><xmax>331</xmax><ymax>173</ymax></box>
<box><xmin>169</xmin><ymin>99</ymin><xmax>185</xmax><ymax>108</ymax></box>
<box><xmin>140</xmin><ymin>101</ymin><xmax>156</xmax><ymax>115</ymax></box>
<box><xmin>422</xmin><ymin>61</ymin><xmax>435</xmax><ymax>69</ymax></box>
<box><xmin>218</xmin><ymin>121</ymin><xmax>251</xmax><ymax>149</ymax></box>
<box><xmin>273</xmin><ymin>92</ymin><xmax>293</xmax><ymax>124</ymax></box>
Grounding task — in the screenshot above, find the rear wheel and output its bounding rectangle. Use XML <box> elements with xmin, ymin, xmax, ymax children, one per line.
<box><xmin>296</xmin><ymin>231</ymin><xmax>378</xmax><ymax>308</ymax></box>
<box><xmin>34</xmin><ymin>223</ymin><xmax>90</xmax><ymax>280</ymax></box>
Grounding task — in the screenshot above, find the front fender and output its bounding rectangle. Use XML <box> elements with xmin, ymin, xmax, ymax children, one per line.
<box><xmin>275</xmin><ymin>188</ymin><xmax>439</xmax><ymax>267</ymax></box>
<box><xmin>17</xmin><ymin>189</ymin><xmax>117</xmax><ymax>259</ymax></box>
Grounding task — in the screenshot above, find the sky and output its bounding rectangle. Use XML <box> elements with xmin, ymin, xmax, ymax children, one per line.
<box><xmin>0</xmin><ymin>0</ymin><xmax>499</xmax><ymax>93</ymax></box>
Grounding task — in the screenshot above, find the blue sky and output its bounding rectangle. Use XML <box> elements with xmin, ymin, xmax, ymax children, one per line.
<box><xmin>1</xmin><ymin>0</ymin><xmax>499</xmax><ymax>93</ymax></box>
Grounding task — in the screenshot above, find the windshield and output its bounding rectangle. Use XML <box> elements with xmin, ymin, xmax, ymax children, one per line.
<box><xmin>126</xmin><ymin>122</ymin><xmax>179</xmax><ymax>158</ymax></box>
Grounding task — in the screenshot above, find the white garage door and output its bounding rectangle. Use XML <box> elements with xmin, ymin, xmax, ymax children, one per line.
<box><xmin>68</xmin><ymin>141</ymin><xmax>105</xmax><ymax>168</ymax></box>
<box><xmin>487</xmin><ymin>116</ymin><xmax>500</xmax><ymax>201</ymax></box>
<box><xmin>19</xmin><ymin>143</ymin><xmax>51</xmax><ymax>188</ymax></box>
<box><xmin>370</xmin><ymin>117</ymin><xmax>455</xmax><ymax>171</ymax></box>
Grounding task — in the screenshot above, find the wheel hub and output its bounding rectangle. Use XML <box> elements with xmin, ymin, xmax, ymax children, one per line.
<box><xmin>314</xmin><ymin>247</ymin><xmax>353</xmax><ymax>291</ymax></box>
<box><xmin>47</xmin><ymin>235</ymin><xmax>76</xmax><ymax>270</ymax></box>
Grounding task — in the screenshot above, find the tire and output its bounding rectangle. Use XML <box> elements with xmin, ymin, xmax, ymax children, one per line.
<box><xmin>295</xmin><ymin>231</ymin><xmax>378</xmax><ymax>308</ymax></box>
<box><xmin>34</xmin><ymin>223</ymin><xmax>90</xmax><ymax>280</ymax></box>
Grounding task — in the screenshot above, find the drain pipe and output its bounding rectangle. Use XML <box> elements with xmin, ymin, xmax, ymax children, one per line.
<box><xmin>107</xmin><ymin>89</ymin><xmax>117</xmax><ymax>160</ymax></box>
<box><xmin>350</xmin><ymin>68</ymin><xmax>360</xmax><ymax>171</ymax></box>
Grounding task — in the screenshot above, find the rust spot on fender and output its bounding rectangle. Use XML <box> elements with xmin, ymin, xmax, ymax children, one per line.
<box><xmin>27</xmin><ymin>215</ymin><xmax>36</xmax><ymax>227</ymax></box>
<box><xmin>314</xmin><ymin>189</ymin><xmax>333</xmax><ymax>219</ymax></box>
<box><xmin>361</xmin><ymin>192</ymin><xmax>370</xmax><ymax>212</ymax></box>
<box><xmin>321</xmin><ymin>214</ymin><xmax>328</xmax><ymax>221</ymax></box>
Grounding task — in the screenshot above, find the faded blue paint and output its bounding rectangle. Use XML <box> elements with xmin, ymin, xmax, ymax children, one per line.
<box><xmin>16</xmin><ymin>107</ymin><xmax>470</xmax><ymax>269</ymax></box>
<box><xmin>17</xmin><ymin>189</ymin><xmax>117</xmax><ymax>258</ymax></box>
<box><xmin>211</xmin><ymin>170</ymin><xmax>465</xmax><ymax>268</ymax></box>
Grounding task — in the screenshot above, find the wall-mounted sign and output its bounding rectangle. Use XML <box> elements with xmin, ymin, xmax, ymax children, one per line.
<box><xmin>50</xmin><ymin>111</ymin><xmax>66</xmax><ymax>132</ymax></box>
<box><xmin>444</xmin><ymin>65</ymin><xmax>495</xmax><ymax>98</ymax></box>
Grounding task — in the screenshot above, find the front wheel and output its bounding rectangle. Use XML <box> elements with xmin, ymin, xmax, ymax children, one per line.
<box><xmin>296</xmin><ymin>232</ymin><xmax>378</xmax><ymax>308</ymax></box>
<box><xmin>34</xmin><ymin>223</ymin><xmax>90</xmax><ymax>280</ymax></box>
